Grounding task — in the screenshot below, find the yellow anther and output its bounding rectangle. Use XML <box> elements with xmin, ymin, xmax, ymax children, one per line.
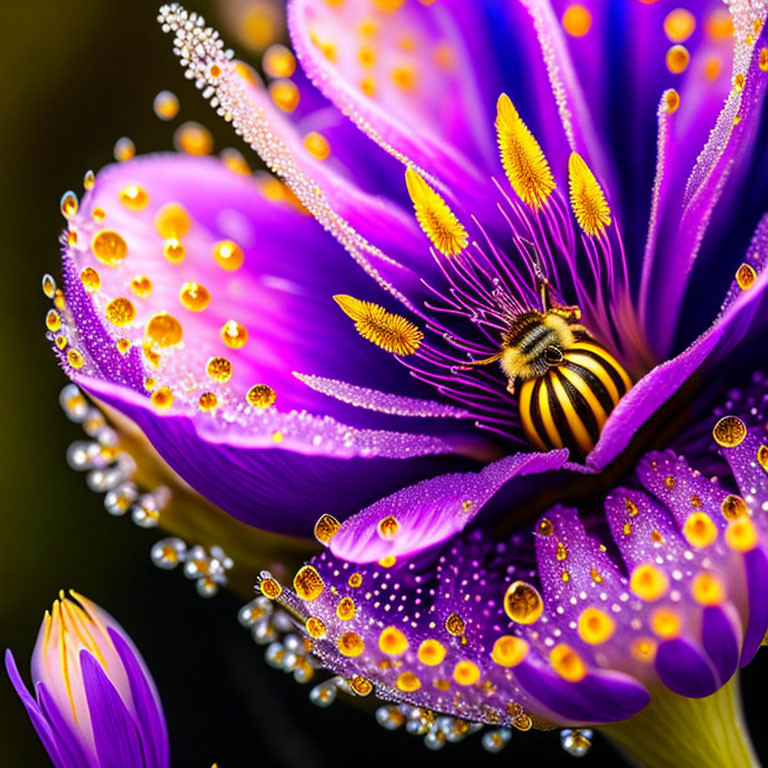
<box><xmin>405</xmin><ymin>168</ymin><xmax>468</xmax><ymax>256</ymax></box>
<box><xmin>568</xmin><ymin>152</ymin><xmax>611</xmax><ymax>235</ymax></box>
<box><xmin>334</xmin><ymin>295</ymin><xmax>423</xmax><ymax>355</ymax></box>
<box><xmin>496</xmin><ymin>94</ymin><xmax>555</xmax><ymax>209</ymax></box>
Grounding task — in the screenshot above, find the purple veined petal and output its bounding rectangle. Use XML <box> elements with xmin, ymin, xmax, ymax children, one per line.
<box><xmin>513</xmin><ymin>658</ymin><xmax>650</xmax><ymax>724</ymax></box>
<box><xmin>5</xmin><ymin>650</ymin><xmax>71</xmax><ymax>768</ymax></box>
<box><xmin>654</xmin><ymin>638</ymin><xmax>719</xmax><ymax>698</ymax></box>
<box><xmin>81</xmin><ymin>374</ymin><xmax>473</xmax><ymax>536</ymax></box>
<box><xmin>80</xmin><ymin>651</ymin><xmax>147</xmax><ymax>768</ymax></box>
<box><xmin>287</xmin><ymin>0</ymin><xmax>498</xmax><ymax>206</ymax></box>
<box><xmin>292</xmin><ymin>372</ymin><xmax>473</xmax><ymax>419</ymax></box>
<box><xmin>586</xmin><ymin>216</ymin><xmax>768</xmax><ymax>470</ymax></box>
<box><xmin>641</xmin><ymin>8</ymin><xmax>768</xmax><ymax>353</ymax></box>
<box><xmin>108</xmin><ymin>629</ymin><xmax>169</xmax><ymax>768</ymax></box>
<box><xmin>328</xmin><ymin>449</ymin><xmax>569</xmax><ymax>563</ymax></box>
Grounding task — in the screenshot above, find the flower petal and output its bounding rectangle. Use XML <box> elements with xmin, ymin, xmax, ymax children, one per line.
<box><xmin>80</xmin><ymin>650</ymin><xmax>146</xmax><ymax>768</ymax></box>
<box><xmin>329</xmin><ymin>449</ymin><xmax>569</xmax><ymax>563</ymax></box>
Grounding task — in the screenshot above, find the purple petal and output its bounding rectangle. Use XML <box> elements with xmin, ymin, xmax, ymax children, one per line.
<box><xmin>513</xmin><ymin>658</ymin><xmax>650</xmax><ymax>724</ymax></box>
<box><xmin>81</xmin><ymin>374</ymin><xmax>469</xmax><ymax>536</ymax></box>
<box><xmin>329</xmin><ymin>450</ymin><xmax>569</xmax><ymax>563</ymax></box>
<box><xmin>740</xmin><ymin>546</ymin><xmax>768</xmax><ymax>667</ymax></box>
<box><xmin>588</xmin><ymin>220</ymin><xmax>768</xmax><ymax>469</ymax></box>
<box><xmin>37</xmin><ymin>682</ymin><xmax>96</xmax><ymax>768</ymax></box>
<box><xmin>80</xmin><ymin>650</ymin><xmax>147</xmax><ymax>768</ymax></box>
<box><xmin>654</xmin><ymin>638</ymin><xmax>719</xmax><ymax>698</ymax></box>
<box><xmin>701</xmin><ymin>605</ymin><xmax>740</xmax><ymax>687</ymax></box>
<box><xmin>108</xmin><ymin>629</ymin><xmax>169</xmax><ymax>768</ymax></box>
<box><xmin>5</xmin><ymin>650</ymin><xmax>71</xmax><ymax>768</ymax></box>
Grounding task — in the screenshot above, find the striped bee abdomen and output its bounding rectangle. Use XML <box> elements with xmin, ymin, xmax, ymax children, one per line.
<box><xmin>517</xmin><ymin>341</ymin><xmax>632</xmax><ymax>458</ymax></box>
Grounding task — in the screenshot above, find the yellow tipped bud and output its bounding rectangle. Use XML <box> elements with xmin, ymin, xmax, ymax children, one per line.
<box><xmin>404</xmin><ymin>168</ymin><xmax>468</xmax><ymax>256</ymax></box>
<box><xmin>568</xmin><ymin>152</ymin><xmax>611</xmax><ymax>235</ymax></box>
<box><xmin>334</xmin><ymin>295</ymin><xmax>423</xmax><ymax>355</ymax></box>
<box><xmin>495</xmin><ymin>93</ymin><xmax>555</xmax><ymax>209</ymax></box>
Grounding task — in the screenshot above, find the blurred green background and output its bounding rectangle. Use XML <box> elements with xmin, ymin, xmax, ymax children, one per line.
<box><xmin>1</xmin><ymin>1</ymin><xmax>765</xmax><ymax>766</ymax></box>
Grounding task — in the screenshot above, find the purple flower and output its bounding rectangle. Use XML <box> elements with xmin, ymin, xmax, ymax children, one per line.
<box><xmin>6</xmin><ymin>591</ymin><xmax>169</xmax><ymax>768</ymax></box>
<box><xmin>41</xmin><ymin>0</ymin><xmax>768</xmax><ymax>763</ymax></box>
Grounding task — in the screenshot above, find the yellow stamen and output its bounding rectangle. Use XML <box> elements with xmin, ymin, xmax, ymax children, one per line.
<box><xmin>568</xmin><ymin>152</ymin><xmax>611</xmax><ymax>235</ymax></box>
<box><xmin>334</xmin><ymin>295</ymin><xmax>423</xmax><ymax>355</ymax></box>
<box><xmin>404</xmin><ymin>168</ymin><xmax>468</xmax><ymax>256</ymax></box>
<box><xmin>495</xmin><ymin>94</ymin><xmax>555</xmax><ymax>209</ymax></box>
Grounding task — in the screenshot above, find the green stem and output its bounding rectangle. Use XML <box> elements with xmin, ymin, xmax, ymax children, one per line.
<box><xmin>602</xmin><ymin>676</ymin><xmax>760</xmax><ymax>768</ymax></box>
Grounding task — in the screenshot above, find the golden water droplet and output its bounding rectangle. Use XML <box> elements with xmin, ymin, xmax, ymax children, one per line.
<box><xmin>666</xmin><ymin>44</ymin><xmax>690</xmax><ymax>74</ymax></box>
<box><xmin>206</xmin><ymin>356</ymin><xmax>233</xmax><ymax>383</ymax></box>
<box><xmin>713</xmin><ymin>415</ymin><xmax>747</xmax><ymax>447</ymax></box>
<box><xmin>105</xmin><ymin>297</ymin><xmax>136</xmax><ymax>326</ymax></box>
<box><xmin>60</xmin><ymin>191</ymin><xmax>78</xmax><ymax>218</ymax></box>
<box><xmin>663</xmin><ymin>8</ymin><xmax>696</xmax><ymax>42</ymax></box>
<box><xmin>161</xmin><ymin>238</ymin><xmax>185</xmax><ymax>264</ymax></box>
<box><xmin>54</xmin><ymin>289</ymin><xmax>66</xmax><ymax>311</ymax></box>
<box><xmin>92</xmin><ymin>207</ymin><xmax>106</xmax><ymax>221</ymax></box>
<box><xmin>314</xmin><ymin>514</ymin><xmax>341</xmax><ymax>545</ymax></box>
<box><xmin>180</xmin><ymin>282</ymin><xmax>211</xmax><ymax>312</ymax></box>
<box><xmin>153</xmin><ymin>90</ymin><xmax>180</xmax><ymax>121</ymax></box>
<box><xmin>119</xmin><ymin>185</ymin><xmax>149</xmax><ymax>211</ymax></box>
<box><xmin>555</xmin><ymin>542</ymin><xmax>567</xmax><ymax>561</ymax></box>
<box><xmin>665</xmin><ymin>89</ymin><xmax>680</xmax><ymax>113</ymax></box>
<box><xmin>336</xmin><ymin>596</ymin><xmax>355</xmax><ymax>621</ymax></box>
<box><xmin>734</xmin><ymin>73</ymin><xmax>746</xmax><ymax>93</ymax></box>
<box><xmin>562</xmin><ymin>4</ymin><xmax>592</xmax><ymax>37</ymax></box>
<box><xmin>294</xmin><ymin>565</ymin><xmax>325</xmax><ymax>600</ymax></box>
<box><xmin>221</xmin><ymin>320</ymin><xmax>248</xmax><ymax>349</ymax></box>
<box><xmin>348</xmin><ymin>572</ymin><xmax>363</xmax><ymax>588</ymax></box>
<box><xmin>151</xmin><ymin>387</ymin><xmax>174</xmax><ymax>409</ymax></box>
<box><xmin>665</xmin><ymin>475</ymin><xmax>676</xmax><ymax>489</ymax></box>
<box><xmin>113</xmin><ymin>136</ymin><xmax>136</xmax><ymax>162</ymax></box>
<box><xmin>246</xmin><ymin>384</ymin><xmax>276</xmax><ymax>408</ymax></box>
<box><xmin>338</xmin><ymin>631</ymin><xmax>364</xmax><ymax>657</ymax></box>
<box><xmin>116</xmin><ymin>338</ymin><xmax>132</xmax><ymax>354</ymax></box>
<box><xmin>445</xmin><ymin>612</ymin><xmax>466</xmax><ymax>636</ymax></box>
<box><xmin>83</xmin><ymin>170</ymin><xmax>95</xmax><ymax>190</ymax></box>
<box><xmin>155</xmin><ymin>202</ymin><xmax>192</xmax><ymax>239</ymax></box>
<box><xmin>174</xmin><ymin>121</ymin><xmax>214</xmax><ymax>155</ymax></box>
<box><xmin>198</xmin><ymin>392</ymin><xmax>218</xmax><ymax>412</ymax></box>
<box><xmin>78</xmin><ymin>267</ymin><xmax>100</xmax><ymax>293</ymax></box>
<box><xmin>303</xmin><ymin>131</ymin><xmax>331</xmax><ymax>160</ymax></box>
<box><xmin>263</xmin><ymin>44</ymin><xmax>296</xmax><ymax>77</ymax></box>
<box><xmin>721</xmin><ymin>494</ymin><xmax>748</xmax><ymax>520</ymax></box>
<box><xmin>269</xmin><ymin>79</ymin><xmax>300</xmax><ymax>111</ymax></box>
<box><xmin>91</xmin><ymin>230</ymin><xmax>128</xmax><ymax>266</ymax></box>
<box><xmin>260</xmin><ymin>577</ymin><xmax>283</xmax><ymax>599</ymax></box>
<box><xmin>46</xmin><ymin>309</ymin><xmax>61</xmax><ymax>332</ymax></box>
<box><xmin>146</xmin><ymin>312</ymin><xmax>183</xmax><ymax>347</ymax></box>
<box><xmin>220</xmin><ymin>148</ymin><xmax>251</xmax><ymax>175</ymax></box>
<box><xmin>42</xmin><ymin>274</ymin><xmax>56</xmax><ymax>299</ymax></box>
<box><xmin>67</xmin><ymin>349</ymin><xmax>85</xmax><ymax>369</ymax></box>
<box><xmin>758</xmin><ymin>444</ymin><xmax>768</xmax><ymax>473</ymax></box>
<box><xmin>377</xmin><ymin>514</ymin><xmax>399</xmax><ymax>540</ymax></box>
<box><xmin>305</xmin><ymin>617</ymin><xmax>327</xmax><ymax>639</ymax></box>
<box><xmin>55</xmin><ymin>335</ymin><xmax>67</xmax><ymax>350</ymax></box>
<box><xmin>130</xmin><ymin>275</ymin><xmax>152</xmax><ymax>298</ymax></box>
<box><xmin>590</xmin><ymin>567</ymin><xmax>603</xmax><ymax>583</ymax></box>
<box><xmin>736</xmin><ymin>263</ymin><xmax>757</xmax><ymax>290</ymax></box>
<box><xmin>213</xmin><ymin>240</ymin><xmax>244</xmax><ymax>271</ymax></box>
<box><xmin>504</xmin><ymin>581</ymin><xmax>543</xmax><ymax>624</ymax></box>
<box><xmin>349</xmin><ymin>676</ymin><xmax>372</xmax><ymax>696</ymax></box>
<box><xmin>67</xmin><ymin>229</ymin><xmax>79</xmax><ymax>247</ymax></box>
<box><xmin>760</xmin><ymin>47</ymin><xmax>768</xmax><ymax>72</ymax></box>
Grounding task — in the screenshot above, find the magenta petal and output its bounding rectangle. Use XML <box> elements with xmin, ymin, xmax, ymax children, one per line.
<box><xmin>80</xmin><ymin>650</ymin><xmax>146</xmax><ymax>768</ymax></box>
<box><xmin>329</xmin><ymin>450</ymin><xmax>568</xmax><ymax>563</ymax></box>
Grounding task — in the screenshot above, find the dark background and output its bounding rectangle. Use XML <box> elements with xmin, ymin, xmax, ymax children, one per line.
<box><xmin>1</xmin><ymin>1</ymin><xmax>766</xmax><ymax>766</ymax></box>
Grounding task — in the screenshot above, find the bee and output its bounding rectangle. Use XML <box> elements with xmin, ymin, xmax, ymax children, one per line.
<box><xmin>465</xmin><ymin>280</ymin><xmax>632</xmax><ymax>458</ymax></box>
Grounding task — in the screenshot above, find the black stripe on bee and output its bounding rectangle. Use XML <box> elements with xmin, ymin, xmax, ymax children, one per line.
<box><xmin>560</xmin><ymin>360</ymin><xmax>615</xmax><ymax>415</ymax></box>
<box><xmin>572</xmin><ymin>348</ymin><xmax>628</xmax><ymax>398</ymax></box>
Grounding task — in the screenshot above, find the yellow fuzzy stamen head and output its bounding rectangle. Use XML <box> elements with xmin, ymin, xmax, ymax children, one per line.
<box><xmin>404</xmin><ymin>168</ymin><xmax>468</xmax><ymax>256</ymax></box>
<box><xmin>568</xmin><ymin>152</ymin><xmax>612</xmax><ymax>235</ymax></box>
<box><xmin>334</xmin><ymin>295</ymin><xmax>423</xmax><ymax>355</ymax></box>
<box><xmin>495</xmin><ymin>93</ymin><xmax>555</xmax><ymax>209</ymax></box>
